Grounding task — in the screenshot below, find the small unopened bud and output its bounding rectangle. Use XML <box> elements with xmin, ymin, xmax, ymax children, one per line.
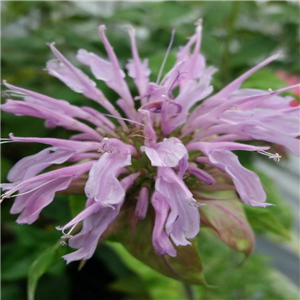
<box><xmin>188</xmin><ymin>165</ymin><xmax>216</xmax><ymax>185</ymax></box>
<box><xmin>135</xmin><ymin>186</ymin><xmax>149</xmax><ymax>220</ymax></box>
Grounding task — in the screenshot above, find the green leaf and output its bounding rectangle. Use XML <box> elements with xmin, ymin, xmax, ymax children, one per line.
<box><xmin>150</xmin><ymin>1</ymin><xmax>192</xmax><ymax>27</ymax></box>
<box><xmin>68</xmin><ymin>195</ymin><xmax>86</xmax><ymax>218</ymax></box>
<box><xmin>116</xmin><ymin>214</ymin><xmax>206</xmax><ymax>286</ymax></box>
<box><xmin>148</xmin><ymin>51</ymin><xmax>176</xmax><ymax>83</ymax></box>
<box><xmin>1</xmin><ymin>245</ymin><xmax>39</xmax><ymax>281</ymax></box>
<box><xmin>106</xmin><ymin>241</ymin><xmax>196</xmax><ymax>300</ymax></box>
<box><xmin>200</xmin><ymin>197</ymin><xmax>255</xmax><ymax>256</ymax></box>
<box><xmin>254</xmin><ymin>168</ymin><xmax>293</xmax><ymax>230</ymax></box>
<box><xmin>244</xmin><ymin>167</ymin><xmax>292</xmax><ymax>239</ymax></box>
<box><xmin>109</xmin><ymin>275</ymin><xmax>151</xmax><ymax>300</ymax></box>
<box><xmin>27</xmin><ymin>242</ymin><xmax>65</xmax><ymax>300</ymax></box>
<box><xmin>244</xmin><ymin>206</ymin><xmax>291</xmax><ymax>240</ymax></box>
<box><xmin>197</xmin><ymin>229</ymin><xmax>299</xmax><ymax>299</ymax></box>
<box><xmin>96</xmin><ymin>244</ymin><xmax>151</xmax><ymax>299</ymax></box>
<box><xmin>1</xmin><ymin>282</ymin><xmax>24</xmax><ymax>300</ymax></box>
<box><xmin>203</xmin><ymin>1</ymin><xmax>233</xmax><ymax>27</ymax></box>
<box><xmin>0</xmin><ymin>157</ymin><xmax>12</xmax><ymax>183</ymax></box>
<box><xmin>229</xmin><ymin>34</ymin><xmax>277</xmax><ymax>68</ymax></box>
<box><xmin>241</xmin><ymin>69</ymin><xmax>287</xmax><ymax>91</ymax></box>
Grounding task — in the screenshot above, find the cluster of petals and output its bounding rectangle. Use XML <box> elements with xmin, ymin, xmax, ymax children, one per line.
<box><xmin>1</xmin><ymin>21</ymin><xmax>299</xmax><ymax>262</ymax></box>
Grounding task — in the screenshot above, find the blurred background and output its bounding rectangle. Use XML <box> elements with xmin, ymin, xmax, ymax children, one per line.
<box><xmin>1</xmin><ymin>1</ymin><xmax>300</xmax><ymax>300</ymax></box>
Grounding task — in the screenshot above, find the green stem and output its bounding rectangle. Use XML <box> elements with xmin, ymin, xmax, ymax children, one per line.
<box><xmin>183</xmin><ymin>283</ymin><xmax>195</xmax><ymax>300</ymax></box>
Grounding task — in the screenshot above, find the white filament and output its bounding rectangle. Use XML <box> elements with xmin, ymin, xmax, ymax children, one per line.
<box><xmin>156</xmin><ymin>29</ymin><xmax>176</xmax><ymax>85</ymax></box>
<box><xmin>60</xmin><ymin>223</ymin><xmax>79</xmax><ymax>246</ymax></box>
<box><xmin>0</xmin><ymin>178</ymin><xmax>58</xmax><ymax>202</ymax></box>
<box><xmin>257</xmin><ymin>150</ymin><xmax>281</xmax><ymax>162</ymax></box>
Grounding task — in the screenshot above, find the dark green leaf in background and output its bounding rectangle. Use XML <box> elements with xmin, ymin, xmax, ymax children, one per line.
<box><xmin>28</xmin><ymin>242</ymin><xmax>67</xmax><ymax>300</ymax></box>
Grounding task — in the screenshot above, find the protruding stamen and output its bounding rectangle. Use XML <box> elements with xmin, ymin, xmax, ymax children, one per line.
<box><xmin>0</xmin><ymin>178</ymin><xmax>59</xmax><ymax>203</ymax></box>
<box><xmin>62</xmin><ymin>223</ymin><xmax>77</xmax><ymax>236</ymax></box>
<box><xmin>0</xmin><ymin>194</ymin><xmax>9</xmax><ymax>203</ymax></box>
<box><xmin>2</xmin><ymin>89</ymin><xmax>26</xmax><ymax>99</ymax></box>
<box><xmin>268</xmin><ymin>88</ymin><xmax>276</xmax><ymax>94</ymax></box>
<box><xmin>59</xmin><ymin>223</ymin><xmax>78</xmax><ymax>246</ymax></box>
<box><xmin>194</xmin><ymin>18</ymin><xmax>203</xmax><ymax>27</ymax></box>
<box><xmin>188</xmin><ymin>197</ymin><xmax>206</xmax><ymax>207</ymax></box>
<box><xmin>156</xmin><ymin>29</ymin><xmax>176</xmax><ymax>85</ymax></box>
<box><xmin>0</xmin><ymin>138</ymin><xmax>15</xmax><ymax>145</ymax></box>
<box><xmin>100</xmin><ymin>112</ymin><xmax>145</xmax><ymax>127</ymax></box>
<box><xmin>129</xmin><ymin>129</ymin><xmax>145</xmax><ymax>140</ymax></box>
<box><xmin>165</xmin><ymin>70</ymin><xmax>189</xmax><ymax>98</ymax></box>
<box><xmin>96</xmin><ymin>138</ymin><xmax>114</xmax><ymax>154</ymax></box>
<box><xmin>257</xmin><ymin>150</ymin><xmax>281</xmax><ymax>162</ymax></box>
<box><xmin>96</xmin><ymin>143</ymin><xmax>113</xmax><ymax>154</ymax></box>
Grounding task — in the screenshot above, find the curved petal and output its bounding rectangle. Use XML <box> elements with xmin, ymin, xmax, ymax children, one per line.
<box><xmin>141</xmin><ymin>137</ymin><xmax>187</xmax><ymax>167</ymax></box>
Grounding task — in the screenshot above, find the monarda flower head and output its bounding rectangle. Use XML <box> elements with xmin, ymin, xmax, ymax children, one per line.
<box><xmin>1</xmin><ymin>21</ymin><xmax>299</xmax><ymax>268</ymax></box>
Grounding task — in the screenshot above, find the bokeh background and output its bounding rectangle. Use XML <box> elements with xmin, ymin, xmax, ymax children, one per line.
<box><xmin>1</xmin><ymin>1</ymin><xmax>300</xmax><ymax>300</ymax></box>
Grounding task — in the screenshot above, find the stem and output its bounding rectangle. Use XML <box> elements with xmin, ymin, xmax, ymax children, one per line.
<box><xmin>183</xmin><ymin>283</ymin><xmax>195</xmax><ymax>300</ymax></box>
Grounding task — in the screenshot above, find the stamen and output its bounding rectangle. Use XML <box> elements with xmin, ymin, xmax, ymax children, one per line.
<box><xmin>139</xmin><ymin>101</ymin><xmax>163</xmax><ymax>113</ymax></box>
<box><xmin>166</xmin><ymin>71</ymin><xmax>189</xmax><ymax>97</ymax></box>
<box><xmin>100</xmin><ymin>112</ymin><xmax>145</xmax><ymax>127</ymax></box>
<box><xmin>0</xmin><ymin>138</ymin><xmax>15</xmax><ymax>145</ymax></box>
<box><xmin>0</xmin><ymin>141</ymin><xmax>15</xmax><ymax>145</ymax></box>
<box><xmin>257</xmin><ymin>150</ymin><xmax>281</xmax><ymax>162</ymax></box>
<box><xmin>188</xmin><ymin>197</ymin><xmax>206</xmax><ymax>207</ymax></box>
<box><xmin>2</xmin><ymin>89</ymin><xmax>26</xmax><ymax>99</ymax></box>
<box><xmin>62</xmin><ymin>223</ymin><xmax>77</xmax><ymax>236</ymax></box>
<box><xmin>0</xmin><ymin>178</ymin><xmax>60</xmax><ymax>204</ymax></box>
<box><xmin>129</xmin><ymin>129</ymin><xmax>145</xmax><ymax>139</ymax></box>
<box><xmin>156</xmin><ymin>29</ymin><xmax>176</xmax><ymax>85</ymax></box>
<box><xmin>102</xmin><ymin>138</ymin><xmax>115</xmax><ymax>154</ymax></box>
<box><xmin>0</xmin><ymin>194</ymin><xmax>9</xmax><ymax>203</ymax></box>
<box><xmin>60</xmin><ymin>223</ymin><xmax>78</xmax><ymax>246</ymax></box>
<box><xmin>96</xmin><ymin>143</ymin><xmax>113</xmax><ymax>154</ymax></box>
<box><xmin>128</xmin><ymin>134</ymin><xmax>145</xmax><ymax>139</ymax></box>
<box><xmin>194</xmin><ymin>18</ymin><xmax>203</xmax><ymax>27</ymax></box>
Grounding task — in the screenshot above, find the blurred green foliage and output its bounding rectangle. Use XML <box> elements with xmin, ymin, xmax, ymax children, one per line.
<box><xmin>1</xmin><ymin>1</ymin><xmax>299</xmax><ymax>300</ymax></box>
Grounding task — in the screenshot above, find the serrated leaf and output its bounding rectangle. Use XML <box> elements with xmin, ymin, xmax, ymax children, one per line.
<box><xmin>200</xmin><ymin>197</ymin><xmax>255</xmax><ymax>256</ymax></box>
<box><xmin>27</xmin><ymin>242</ymin><xmax>65</xmax><ymax>300</ymax></box>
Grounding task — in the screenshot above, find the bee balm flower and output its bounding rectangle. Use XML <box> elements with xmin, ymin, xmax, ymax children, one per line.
<box><xmin>1</xmin><ymin>21</ymin><xmax>299</xmax><ymax>263</ymax></box>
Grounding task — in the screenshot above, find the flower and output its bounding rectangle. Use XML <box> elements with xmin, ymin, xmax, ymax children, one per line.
<box><xmin>1</xmin><ymin>21</ymin><xmax>299</xmax><ymax>263</ymax></box>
